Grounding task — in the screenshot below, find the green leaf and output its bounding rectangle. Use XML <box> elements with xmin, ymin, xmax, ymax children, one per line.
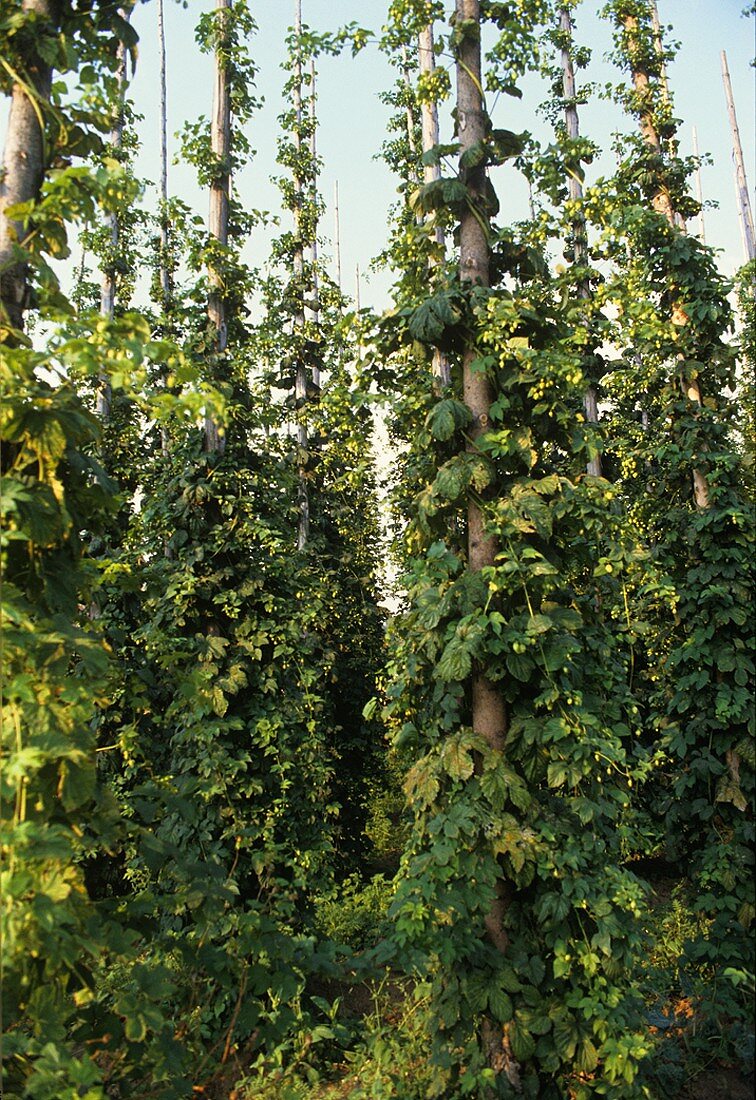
<box><xmin>441</xmin><ymin>735</ymin><xmax>475</xmax><ymax>781</ymax></box>
<box><xmin>552</xmin><ymin>1012</ymin><xmax>578</xmax><ymax>1059</ymax></box>
<box><xmin>437</xmin><ymin>637</ymin><xmax>472</xmax><ymax>682</ymax></box>
<box><xmin>576</xmin><ymin>1037</ymin><xmax>599</xmax><ymax>1073</ymax></box>
<box><xmin>490</xmin><ymin>129</ymin><xmax>526</xmax><ymax>161</ymax></box>
<box><xmin>506</xmin><ymin>651</ymin><xmax>534</xmax><ymax>681</ymax></box>
<box><xmin>420</xmin><ymin>142</ymin><xmax>460</xmax><ymax>167</ymax></box>
<box><xmin>409</xmin><ymin>291</ymin><xmax>462</xmax><ymax>345</ymax></box>
<box><xmin>434</xmin><ymin>459</ymin><xmax>467</xmax><ymax>502</ymax></box>
<box><xmin>426</xmin><ymin>398</ymin><xmax>472</xmax><ymax>442</ymax></box>
<box><xmin>481</xmin><ymin>762</ymin><xmax>508</xmax><ymax>809</ymax></box>
<box><xmin>525</xmin><ymin>613</ymin><xmax>552</xmax><ymax>635</ymax></box>
<box><xmin>404</xmin><ymin>759</ymin><xmax>440</xmax><ymax>807</ymax></box>
<box><xmin>411</xmin><ymin>177</ymin><xmax>469</xmax><ymax>218</ymax></box>
<box><xmin>212</xmin><ymin>685</ymin><xmax>228</xmax><ymax>717</ymax></box>
<box><xmin>460</xmin><ymin>141</ymin><xmax>488</xmax><ymax>169</ymax></box>
<box><xmin>489</xmin><ymin>987</ymin><xmax>513</xmax><ymax>1022</ymax></box>
<box><xmin>499</xmin><ymin>966</ymin><xmax>523</xmax><ymax>994</ymax></box>
<box><xmin>509</xmin><ymin>1019</ymin><xmax>535</xmax><ymax>1061</ymax></box>
<box><xmin>547</xmin><ymin>761</ymin><xmax>567</xmax><ymax>788</ymax></box>
<box><xmin>124</xmin><ymin>1013</ymin><xmax>147</xmax><ymax>1043</ymax></box>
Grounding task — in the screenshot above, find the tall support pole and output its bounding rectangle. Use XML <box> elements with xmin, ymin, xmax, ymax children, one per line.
<box><xmin>97</xmin><ymin>8</ymin><xmax>131</xmax><ymax>421</ymax></box>
<box><xmin>559</xmin><ymin>6</ymin><xmax>601</xmax><ymax>477</ymax></box>
<box><xmin>623</xmin><ymin>12</ymin><xmax>709</xmax><ymax>509</ymax></box>
<box><xmin>624</xmin><ymin>14</ymin><xmax>675</xmax><ymax>224</ymax></box>
<box><xmin>157</xmin><ymin>0</ymin><xmax>171</xmax><ymax>308</ymax></box>
<box><xmin>204</xmin><ymin>0</ymin><xmax>230</xmax><ymax>454</ymax></box>
<box><xmin>692</xmin><ymin>126</ymin><xmax>705</xmax><ymax>244</ymax></box>
<box><xmin>455</xmin><ymin>0</ymin><xmax>509</xmax><ymax>954</ymax></box>
<box><xmin>333</xmin><ymin>180</ymin><xmax>342</xmax><ymax>292</ymax></box>
<box><xmin>721</xmin><ymin>50</ymin><xmax>755</xmax><ymax>263</ymax></box>
<box><xmin>400</xmin><ymin>43</ymin><xmax>419</xmax><ymax>169</ymax></box>
<box><xmin>649</xmin><ymin>0</ymin><xmax>685</xmax><ymax>229</ymax></box>
<box><xmin>99</xmin><ymin>24</ymin><xmax>128</xmax><ymax>323</ymax></box>
<box><xmin>309</xmin><ymin>57</ymin><xmax>320</xmax><ymax>389</ymax></box>
<box><xmin>157</xmin><ymin>0</ymin><xmax>172</xmax><ymax>459</ymax></box>
<box><xmin>419</xmin><ymin>22</ymin><xmax>450</xmax><ymax>390</ymax></box>
<box><xmin>649</xmin><ymin>1</ymin><xmax>671</xmax><ymax>107</ymax></box>
<box><xmin>293</xmin><ymin>0</ymin><xmax>309</xmax><ymax>549</ymax></box>
<box><xmin>0</xmin><ymin>0</ymin><xmax>54</xmax><ymax>337</ymax></box>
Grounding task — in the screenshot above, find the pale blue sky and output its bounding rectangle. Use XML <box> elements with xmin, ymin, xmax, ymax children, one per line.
<box><xmin>3</xmin><ymin>2</ymin><xmax>752</xmax><ymax>307</ymax></box>
<box><xmin>126</xmin><ymin>0</ymin><xmax>755</xmax><ymax>309</ymax></box>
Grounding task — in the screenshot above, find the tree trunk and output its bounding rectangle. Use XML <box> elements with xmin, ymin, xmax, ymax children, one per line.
<box><xmin>294</xmin><ymin>0</ymin><xmax>309</xmax><ymax>549</ymax></box>
<box><xmin>559</xmin><ymin>7</ymin><xmax>601</xmax><ymax>477</ymax></box>
<box><xmin>455</xmin><ymin>0</ymin><xmax>509</xmax><ymax>955</ymax></box>
<box><xmin>623</xmin><ymin>13</ymin><xmax>709</xmax><ymax>509</ymax></box>
<box><xmin>419</xmin><ymin>22</ymin><xmax>451</xmax><ymax>391</ymax></box>
<box><xmin>204</xmin><ymin>0</ymin><xmax>231</xmax><ymax>455</ymax></box>
<box><xmin>0</xmin><ymin>0</ymin><xmax>55</xmax><ymax>338</ymax></box>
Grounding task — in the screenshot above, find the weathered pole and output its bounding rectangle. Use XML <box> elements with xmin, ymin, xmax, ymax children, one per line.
<box><xmin>559</xmin><ymin>6</ymin><xmax>602</xmax><ymax>477</ymax></box>
<box><xmin>157</xmin><ymin>0</ymin><xmax>171</xmax><ymax>308</ymax></box>
<box><xmin>97</xmin><ymin>6</ymin><xmax>131</xmax><ymax>421</ymax></box>
<box><xmin>0</xmin><ymin>0</ymin><xmax>54</xmax><ymax>338</ymax></box>
<box><xmin>293</xmin><ymin>0</ymin><xmax>309</xmax><ymax>549</ymax></box>
<box><xmin>624</xmin><ymin>13</ymin><xmax>676</xmax><ymax>224</ymax></box>
<box><xmin>419</xmin><ymin>21</ymin><xmax>451</xmax><ymax>390</ymax></box>
<box><xmin>721</xmin><ymin>50</ymin><xmax>755</xmax><ymax>263</ymax></box>
<box><xmin>99</xmin><ymin>29</ymin><xmax>128</xmax><ymax>322</ymax></box>
<box><xmin>692</xmin><ymin>125</ymin><xmax>705</xmax><ymax>244</ymax></box>
<box><xmin>309</xmin><ymin>57</ymin><xmax>320</xmax><ymax>390</ymax></box>
<box><xmin>648</xmin><ymin>1</ymin><xmax>686</xmax><ymax>228</ymax></box>
<box><xmin>401</xmin><ymin>43</ymin><xmax>419</xmax><ymax>168</ymax></box>
<box><xmin>649</xmin><ymin>1</ymin><xmax>671</xmax><ymax>108</ymax></box>
<box><xmin>623</xmin><ymin>12</ymin><xmax>709</xmax><ymax>509</ymax></box>
<box><xmin>333</xmin><ymin>180</ymin><xmax>342</xmax><ymax>292</ymax></box>
<box><xmin>455</xmin><ymin>0</ymin><xmax>509</xmax><ymax>954</ymax></box>
<box><xmin>204</xmin><ymin>0</ymin><xmax>231</xmax><ymax>454</ymax></box>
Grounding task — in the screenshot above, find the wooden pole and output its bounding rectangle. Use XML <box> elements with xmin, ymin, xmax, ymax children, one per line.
<box><xmin>157</xmin><ymin>0</ymin><xmax>171</xmax><ymax>309</ymax></box>
<box><xmin>0</xmin><ymin>0</ymin><xmax>54</xmax><ymax>338</ymax></box>
<box><xmin>418</xmin><ymin>21</ymin><xmax>450</xmax><ymax>390</ymax></box>
<box><xmin>97</xmin><ymin>6</ymin><xmax>131</xmax><ymax>421</ymax></box>
<box><xmin>649</xmin><ymin>1</ymin><xmax>671</xmax><ymax>108</ymax></box>
<box><xmin>623</xmin><ymin>12</ymin><xmax>709</xmax><ymax>509</ymax></box>
<box><xmin>204</xmin><ymin>0</ymin><xmax>231</xmax><ymax>454</ymax></box>
<box><xmin>559</xmin><ymin>6</ymin><xmax>601</xmax><ymax>477</ymax></box>
<box><xmin>692</xmin><ymin>126</ymin><xmax>705</xmax><ymax>244</ymax></box>
<box><xmin>293</xmin><ymin>0</ymin><xmax>309</xmax><ymax>549</ymax></box>
<box><xmin>334</xmin><ymin>180</ymin><xmax>342</xmax><ymax>292</ymax></box>
<box><xmin>624</xmin><ymin>14</ymin><xmax>676</xmax><ymax>223</ymax></box>
<box><xmin>650</xmin><ymin>2</ymin><xmax>687</xmax><ymax>229</ymax></box>
<box><xmin>157</xmin><ymin>0</ymin><xmax>172</xmax><ymax>460</ymax></box>
<box><xmin>401</xmin><ymin>43</ymin><xmax>418</xmax><ymax>169</ymax></box>
<box><xmin>455</xmin><ymin>0</ymin><xmax>508</xmax><ymax>949</ymax></box>
<box><xmin>99</xmin><ymin>28</ymin><xmax>128</xmax><ymax>323</ymax></box>
<box><xmin>721</xmin><ymin>50</ymin><xmax>755</xmax><ymax>263</ymax></box>
<box><xmin>309</xmin><ymin>57</ymin><xmax>320</xmax><ymax>390</ymax></box>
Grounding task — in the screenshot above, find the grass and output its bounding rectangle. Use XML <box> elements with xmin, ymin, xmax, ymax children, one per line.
<box><xmin>234</xmin><ymin>977</ymin><xmax>438</xmax><ymax>1100</ymax></box>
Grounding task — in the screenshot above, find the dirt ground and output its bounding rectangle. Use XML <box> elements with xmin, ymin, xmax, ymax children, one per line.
<box><xmin>680</xmin><ymin>1065</ymin><xmax>755</xmax><ymax>1100</ymax></box>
